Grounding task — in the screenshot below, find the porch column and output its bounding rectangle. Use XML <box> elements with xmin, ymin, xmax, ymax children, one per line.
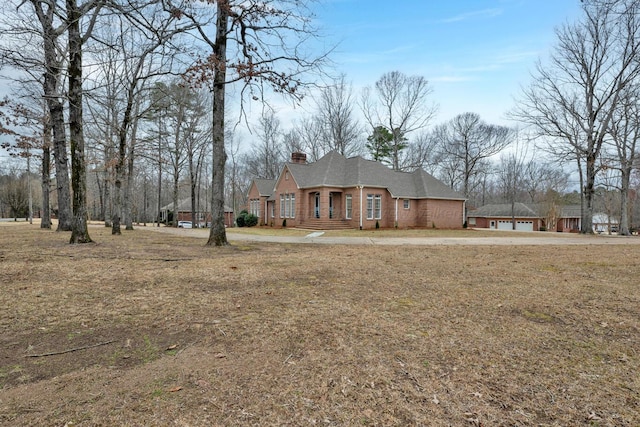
<box><xmin>358</xmin><ymin>185</ymin><xmax>363</xmax><ymax>229</ymax></box>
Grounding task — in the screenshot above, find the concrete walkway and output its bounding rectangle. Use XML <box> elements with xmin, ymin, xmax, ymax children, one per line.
<box><xmin>139</xmin><ymin>226</ymin><xmax>640</xmax><ymax>246</ymax></box>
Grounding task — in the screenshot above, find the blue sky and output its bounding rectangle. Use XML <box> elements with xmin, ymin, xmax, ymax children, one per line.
<box><xmin>308</xmin><ymin>0</ymin><xmax>582</xmax><ymax>126</ymax></box>
<box><xmin>1</xmin><ymin>0</ymin><xmax>583</xmax><ymax>164</ymax></box>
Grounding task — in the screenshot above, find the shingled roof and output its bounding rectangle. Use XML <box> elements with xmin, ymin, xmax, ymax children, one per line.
<box><xmin>468</xmin><ymin>203</ymin><xmax>539</xmax><ymax>218</ymax></box>
<box><xmin>284</xmin><ymin>151</ymin><xmax>465</xmax><ymax>200</ymax></box>
<box><xmin>161</xmin><ymin>198</ymin><xmax>233</xmax><ymax>213</ymax></box>
<box><xmin>253</xmin><ymin>179</ymin><xmax>276</xmax><ymax>196</ymax></box>
<box><xmin>468</xmin><ymin>203</ymin><xmax>582</xmax><ymax>218</ymax></box>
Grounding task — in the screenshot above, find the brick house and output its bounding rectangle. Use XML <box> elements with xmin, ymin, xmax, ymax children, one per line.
<box><xmin>467</xmin><ymin>203</ymin><xmax>582</xmax><ymax>232</ymax></box>
<box><xmin>161</xmin><ymin>197</ymin><xmax>234</xmax><ymax>228</ymax></box>
<box><xmin>247</xmin><ymin>151</ymin><xmax>466</xmax><ymax>230</ymax></box>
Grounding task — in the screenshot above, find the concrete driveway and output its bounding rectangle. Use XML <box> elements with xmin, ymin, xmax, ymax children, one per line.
<box><xmin>140</xmin><ymin>226</ymin><xmax>640</xmax><ymax>246</ymax></box>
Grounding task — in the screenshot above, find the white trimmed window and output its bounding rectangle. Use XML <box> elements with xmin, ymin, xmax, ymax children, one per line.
<box><xmin>250</xmin><ymin>199</ymin><xmax>260</xmax><ymax>217</ymax></box>
<box><xmin>280</xmin><ymin>194</ymin><xmax>285</xmax><ymax>218</ymax></box>
<box><xmin>403</xmin><ymin>199</ymin><xmax>410</xmax><ymax>209</ymax></box>
<box><xmin>284</xmin><ymin>194</ymin><xmax>290</xmax><ymax>218</ymax></box>
<box><xmin>345</xmin><ymin>195</ymin><xmax>352</xmax><ymax>219</ymax></box>
<box><xmin>366</xmin><ymin>194</ymin><xmax>374</xmax><ymax>219</ymax></box>
<box><xmin>280</xmin><ymin>193</ymin><xmax>296</xmax><ymax>218</ymax></box>
<box><xmin>290</xmin><ymin>194</ymin><xmax>295</xmax><ymax>218</ymax></box>
<box><xmin>374</xmin><ymin>195</ymin><xmax>382</xmax><ymax>219</ymax></box>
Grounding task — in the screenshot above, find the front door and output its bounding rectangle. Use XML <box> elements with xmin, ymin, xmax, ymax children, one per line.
<box><xmin>315</xmin><ymin>193</ymin><xmax>320</xmax><ymax>218</ymax></box>
<box><xmin>329</xmin><ymin>193</ymin><xmax>334</xmax><ymax>218</ymax></box>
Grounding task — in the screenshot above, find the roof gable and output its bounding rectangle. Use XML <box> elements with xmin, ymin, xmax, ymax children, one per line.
<box><xmin>252</xmin><ymin>178</ymin><xmax>276</xmax><ymax>196</ymax></box>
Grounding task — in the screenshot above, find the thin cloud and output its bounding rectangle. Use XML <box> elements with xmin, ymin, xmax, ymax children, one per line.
<box><xmin>429</xmin><ymin>75</ymin><xmax>476</xmax><ymax>83</ymax></box>
<box><xmin>441</xmin><ymin>8</ymin><xmax>503</xmax><ymax>23</ymax></box>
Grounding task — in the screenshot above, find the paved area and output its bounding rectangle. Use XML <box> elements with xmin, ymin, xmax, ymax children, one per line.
<box><xmin>138</xmin><ymin>226</ymin><xmax>640</xmax><ymax>246</ymax></box>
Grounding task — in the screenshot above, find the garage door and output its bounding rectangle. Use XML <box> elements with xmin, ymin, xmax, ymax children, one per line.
<box><xmin>497</xmin><ymin>220</ymin><xmax>534</xmax><ymax>231</ymax></box>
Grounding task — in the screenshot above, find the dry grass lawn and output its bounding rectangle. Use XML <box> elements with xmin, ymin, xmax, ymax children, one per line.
<box><xmin>0</xmin><ymin>223</ymin><xmax>639</xmax><ymax>426</ymax></box>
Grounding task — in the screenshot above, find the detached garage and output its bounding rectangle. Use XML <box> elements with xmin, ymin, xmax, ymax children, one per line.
<box><xmin>468</xmin><ymin>203</ymin><xmax>542</xmax><ymax>232</ymax></box>
<box><xmin>497</xmin><ymin>220</ymin><xmax>534</xmax><ymax>231</ymax></box>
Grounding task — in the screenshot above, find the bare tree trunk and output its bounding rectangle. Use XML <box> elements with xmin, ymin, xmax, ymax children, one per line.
<box><xmin>34</xmin><ymin>1</ymin><xmax>73</xmax><ymax>232</ymax></box>
<box><xmin>207</xmin><ymin>0</ymin><xmax>229</xmax><ymax>246</ymax></box>
<box><xmin>157</xmin><ymin>132</ymin><xmax>162</xmax><ymax>227</ymax></box>
<box><xmin>103</xmin><ymin>147</ymin><xmax>112</xmax><ymax>227</ymax></box>
<box><xmin>582</xmin><ymin>152</ymin><xmax>596</xmax><ymax>234</ymax></box>
<box><xmin>112</xmin><ymin>162</ymin><xmax>124</xmax><ymax>234</ymax></box>
<box><xmin>124</xmin><ymin>116</ymin><xmax>138</xmax><ymax>230</ymax></box>
<box><xmin>112</xmin><ymin>97</ymin><xmax>135</xmax><ymax>235</ymax></box>
<box><xmin>620</xmin><ymin>167</ymin><xmax>631</xmax><ymax>235</ymax></box>
<box><xmin>67</xmin><ymin>0</ymin><xmax>92</xmax><ymax>244</ymax></box>
<box><xmin>40</xmin><ymin>112</ymin><xmax>52</xmax><ymax>229</ymax></box>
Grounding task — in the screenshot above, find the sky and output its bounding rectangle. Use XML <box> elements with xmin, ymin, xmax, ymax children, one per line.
<box><xmin>1</xmin><ymin>0</ymin><xmax>583</xmax><ymax>165</ymax></box>
<box><xmin>300</xmin><ymin>0</ymin><xmax>583</xmax><ymax>127</ymax></box>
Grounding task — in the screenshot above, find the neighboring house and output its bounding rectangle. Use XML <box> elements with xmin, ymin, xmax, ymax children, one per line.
<box><xmin>592</xmin><ymin>213</ymin><xmax>619</xmax><ymax>234</ymax></box>
<box><xmin>161</xmin><ymin>197</ymin><xmax>234</xmax><ymax>228</ymax></box>
<box><xmin>247</xmin><ymin>151</ymin><xmax>466</xmax><ymax>230</ymax></box>
<box><xmin>467</xmin><ymin>203</ymin><xmax>543</xmax><ymax>231</ymax></box>
<box><xmin>556</xmin><ymin>205</ymin><xmax>581</xmax><ymax>232</ymax></box>
<box><xmin>467</xmin><ymin>203</ymin><xmax>582</xmax><ymax>232</ymax></box>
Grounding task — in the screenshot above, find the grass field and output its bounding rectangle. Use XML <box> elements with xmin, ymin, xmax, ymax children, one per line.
<box><xmin>0</xmin><ymin>223</ymin><xmax>639</xmax><ymax>426</ymax></box>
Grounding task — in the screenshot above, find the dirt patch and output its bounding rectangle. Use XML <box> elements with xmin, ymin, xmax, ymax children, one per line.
<box><xmin>1</xmin><ymin>224</ymin><xmax>639</xmax><ymax>426</ymax></box>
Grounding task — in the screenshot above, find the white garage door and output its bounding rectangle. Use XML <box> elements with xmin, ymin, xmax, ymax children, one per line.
<box><xmin>497</xmin><ymin>220</ymin><xmax>534</xmax><ymax>231</ymax></box>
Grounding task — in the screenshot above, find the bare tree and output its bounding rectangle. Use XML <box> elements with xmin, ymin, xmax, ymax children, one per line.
<box><xmin>496</xmin><ymin>137</ymin><xmax>529</xmax><ymax>229</ymax></box>
<box><xmin>181</xmin><ymin>0</ymin><xmax>328</xmax><ymax>246</ymax></box>
<box><xmin>2</xmin><ymin>0</ymin><xmax>73</xmax><ymax>231</ymax></box>
<box><xmin>607</xmin><ymin>86</ymin><xmax>640</xmax><ymax>235</ymax></box>
<box><xmin>435</xmin><ymin>112</ymin><xmax>514</xmax><ymax>210</ymax></box>
<box><xmin>401</xmin><ymin>130</ymin><xmax>443</xmax><ymax>174</ymax></box>
<box><xmin>67</xmin><ymin>0</ymin><xmax>104</xmax><ymax>243</ymax></box>
<box><xmin>89</xmin><ymin>2</ymin><xmax>194</xmax><ymax>235</ymax></box>
<box><xmin>0</xmin><ymin>97</ymin><xmax>51</xmax><ymax>228</ymax></box>
<box><xmin>182</xmin><ymin>89</ymin><xmax>211</xmax><ymax>228</ymax></box>
<box><xmin>316</xmin><ymin>73</ymin><xmax>361</xmax><ymax>156</ymax></box>
<box><xmin>361</xmin><ymin>71</ymin><xmax>437</xmax><ymax>170</ymax></box>
<box><xmin>512</xmin><ymin>0</ymin><xmax>640</xmax><ymax>233</ymax></box>
<box><xmin>244</xmin><ymin>111</ymin><xmax>284</xmax><ymax>179</ymax></box>
<box><xmin>522</xmin><ymin>159</ymin><xmax>570</xmax><ymax>204</ymax></box>
<box><xmin>292</xmin><ymin>115</ymin><xmax>324</xmax><ymax>162</ymax></box>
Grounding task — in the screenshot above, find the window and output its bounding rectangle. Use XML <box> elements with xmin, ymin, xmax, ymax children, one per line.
<box><xmin>280</xmin><ymin>193</ymin><xmax>296</xmax><ymax>218</ymax></box>
<box><xmin>374</xmin><ymin>195</ymin><xmax>382</xmax><ymax>219</ymax></box>
<box><xmin>250</xmin><ymin>199</ymin><xmax>260</xmax><ymax>217</ymax></box>
<box><xmin>280</xmin><ymin>194</ymin><xmax>285</xmax><ymax>218</ymax></box>
<box><xmin>290</xmin><ymin>194</ymin><xmax>295</xmax><ymax>218</ymax></box>
<box><xmin>403</xmin><ymin>199</ymin><xmax>410</xmax><ymax>209</ymax></box>
<box><xmin>284</xmin><ymin>194</ymin><xmax>290</xmax><ymax>218</ymax></box>
<box><xmin>285</xmin><ymin>171</ymin><xmax>289</xmax><ymax>180</ymax></box>
<box><xmin>345</xmin><ymin>195</ymin><xmax>352</xmax><ymax>219</ymax></box>
<box><xmin>366</xmin><ymin>194</ymin><xmax>374</xmax><ymax>219</ymax></box>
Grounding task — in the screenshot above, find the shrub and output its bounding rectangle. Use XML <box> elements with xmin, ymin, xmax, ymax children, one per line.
<box><xmin>375</xmin><ymin>220</ymin><xmax>380</xmax><ymax>229</ymax></box>
<box><xmin>245</xmin><ymin>213</ymin><xmax>258</xmax><ymax>227</ymax></box>
<box><xmin>236</xmin><ymin>210</ymin><xmax>247</xmax><ymax>227</ymax></box>
<box><xmin>235</xmin><ymin>210</ymin><xmax>257</xmax><ymax>227</ymax></box>
<box><xmin>282</xmin><ymin>218</ymin><xmax>287</xmax><ymax>227</ymax></box>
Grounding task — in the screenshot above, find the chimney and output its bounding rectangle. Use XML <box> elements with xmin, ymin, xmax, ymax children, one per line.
<box><xmin>291</xmin><ymin>152</ymin><xmax>307</xmax><ymax>164</ymax></box>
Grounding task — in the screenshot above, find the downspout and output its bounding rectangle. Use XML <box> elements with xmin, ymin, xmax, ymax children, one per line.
<box><xmin>395</xmin><ymin>197</ymin><xmax>398</xmax><ymax>228</ymax></box>
<box><xmin>463</xmin><ymin>200</ymin><xmax>467</xmax><ymax>227</ymax></box>
<box><xmin>358</xmin><ymin>185</ymin><xmax>363</xmax><ymax>230</ymax></box>
<box><xmin>264</xmin><ymin>198</ymin><xmax>268</xmax><ymax>226</ymax></box>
